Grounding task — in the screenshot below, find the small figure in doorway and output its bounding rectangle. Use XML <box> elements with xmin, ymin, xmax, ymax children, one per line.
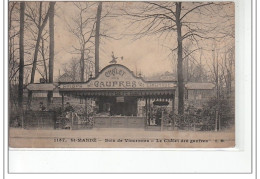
<box><xmin>155</xmin><ymin>109</ymin><xmax>162</xmax><ymax>126</ymax></box>
<box><xmin>39</xmin><ymin>102</ymin><xmax>46</xmax><ymax>111</ymax></box>
<box><xmin>64</xmin><ymin>102</ymin><xmax>74</xmax><ymax>113</ymax></box>
<box><xmin>63</xmin><ymin>102</ymin><xmax>75</xmax><ymax>130</ymax></box>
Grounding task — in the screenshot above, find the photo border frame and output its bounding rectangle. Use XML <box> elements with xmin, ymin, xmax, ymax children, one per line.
<box><xmin>1</xmin><ymin>0</ymin><xmax>257</xmax><ymax>177</ymax></box>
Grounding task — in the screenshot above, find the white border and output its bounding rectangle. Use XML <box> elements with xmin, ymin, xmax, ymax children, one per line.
<box><xmin>3</xmin><ymin>0</ymin><xmax>255</xmax><ymax>177</ymax></box>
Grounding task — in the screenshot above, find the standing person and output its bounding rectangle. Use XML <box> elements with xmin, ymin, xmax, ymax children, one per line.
<box><xmin>63</xmin><ymin>102</ymin><xmax>74</xmax><ymax>129</ymax></box>
<box><xmin>65</xmin><ymin>102</ymin><xmax>74</xmax><ymax>113</ymax></box>
<box><xmin>155</xmin><ymin>108</ymin><xmax>162</xmax><ymax>126</ymax></box>
<box><xmin>39</xmin><ymin>102</ymin><xmax>46</xmax><ymax>111</ymax></box>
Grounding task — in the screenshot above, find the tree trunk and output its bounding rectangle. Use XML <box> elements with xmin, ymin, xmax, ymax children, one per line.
<box><xmin>176</xmin><ymin>2</ymin><xmax>184</xmax><ymax>115</ymax></box>
<box><xmin>95</xmin><ymin>2</ymin><xmax>102</xmax><ymax>77</ymax></box>
<box><xmin>18</xmin><ymin>2</ymin><xmax>25</xmax><ymax>109</ymax></box>
<box><xmin>80</xmin><ymin>50</ymin><xmax>85</xmax><ymax>82</ymax></box>
<box><xmin>49</xmin><ymin>2</ymin><xmax>55</xmax><ymax>83</ymax></box>
<box><xmin>48</xmin><ymin>2</ymin><xmax>55</xmax><ymax>108</ymax></box>
<box><xmin>28</xmin><ymin>3</ymin><xmax>50</xmax><ymax>107</ymax></box>
<box><xmin>30</xmin><ymin>2</ymin><xmax>43</xmax><ymax>84</ymax></box>
<box><xmin>41</xmin><ymin>38</ymin><xmax>48</xmax><ymax>82</ymax></box>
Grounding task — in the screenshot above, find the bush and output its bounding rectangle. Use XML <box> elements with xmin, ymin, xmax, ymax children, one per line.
<box><xmin>9</xmin><ymin>109</ymin><xmax>22</xmax><ymax>128</ymax></box>
<box><xmin>173</xmin><ymin>97</ymin><xmax>234</xmax><ymax>130</ymax></box>
<box><xmin>201</xmin><ymin>97</ymin><xmax>234</xmax><ymax>129</ymax></box>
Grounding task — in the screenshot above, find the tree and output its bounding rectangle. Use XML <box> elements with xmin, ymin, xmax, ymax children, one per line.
<box><xmin>95</xmin><ymin>2</ymin><xmax>102</xmax><ymax>76</ymax></box>
<box><xmin>26</xmin><ymin>2</ymin><xmax>51</xmax><ymax>83</ymax></box>
<box><xmin>39</xmin><ymin>36</ymin><xmax>49</xmax><ymax>82</ymax></box>
<box><xmin>8</xmin><ymin>2</ymin><xmax>19</xmax><ymax>84</ymax></box>
<box><xmin>64</xmin><ymin>2</ymin><xmax>116</xmax><ymax>80</ymax></box>
<box><xmin>61</xmin><ymin>58</ymin><xmax>81</xmax><ymax>82</ymax></box>
<box><xmin>9</xmin><ymin>2</ymin><xmax>23</xmax><ymax>112</ymax></box>
<box><xmin>123</xmin><ymin>2</ymin><xmax>230</xmax><ymax>114</ymax></box>
<box><xmin>47</xmin><ymin>2</ymin><xmax>55</xmax><ymax>107</ymax></box>
<box><xmin>26</xmin><ymin>2</ymin><xmax>52</xmax><ymax>106</ymax></box>
<box><xmin>222</xmin><ymin>46</ymin><xmax>234</xmax><ymax>98</ymax></box>
<box><xmin>65</xmin><ymin>2</ymin><xmax>96</xmax><ymax>82</ymax></box>
<box><xmin>18</xmin><ymin>2</ymin><xmax>25</xmax><ymax>109</ymax></box>
<box><xmin>48</xmin><ymin>2</ymin><xmax>55</xmax><ymax>84</ymax></box>
<box><xmin>182</xmin><ymin>46</ymin><xmax>209</xmax><ymax>82</ymax></box>
<box><xmin>175</xmin><ymin>2</ymin><xmax>185</xmax><ymax>114</ymax></box>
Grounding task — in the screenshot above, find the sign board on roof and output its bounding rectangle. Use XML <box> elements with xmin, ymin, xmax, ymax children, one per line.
<box><xmin>59</xmin><ymin>64</ymin><xmax>176</xmax><ymax>90</ymax></box>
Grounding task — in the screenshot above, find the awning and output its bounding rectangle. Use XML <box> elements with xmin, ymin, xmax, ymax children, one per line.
<box><xmin>61</xmin><ymin>89</ymin><xmax>175</xmax><ymax>98</ymax></box>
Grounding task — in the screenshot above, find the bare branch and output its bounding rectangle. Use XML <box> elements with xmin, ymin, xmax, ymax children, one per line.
<box><xmin>180</xmin><ymin>2</ymin><xmax>214</xmax><ymax>21</ymax></box>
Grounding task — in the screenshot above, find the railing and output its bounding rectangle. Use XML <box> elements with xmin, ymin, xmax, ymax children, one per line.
<box><xmin>55</xmin><ymin>112</ymin><xmax>94</xmax><ymax>130</ymax></box>
<box><xmin>24</xmin><ymin>111</ymin><xmax>56</xmax><ymax>129</ymax></box>
<box><xmin>146</xmin><ymin>112</ymin><xmax>216</xmax><ymax>131</ymax></box>
<box><xmin>21</xmin><ymin>111</ymin><xmax>216</xmax><ymax>131</ymax></box>
<box><xmin>172</xmin><ymin>114</ymin><xmax>215</xmax><ymax>131</ymax></box>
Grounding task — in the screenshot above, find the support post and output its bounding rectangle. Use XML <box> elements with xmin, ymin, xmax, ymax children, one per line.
<box><xmin>172</xmin><ymin>94</ymin><xmax>175</xmax><ymax>113</ymax></box>
<box><xmin>85</xmin><ymin>97</ymin><xmax>88</xmax><ymax>115</ymax></box>
<box><xmin>145</xmin><ymin>98</ymin><xmax>148</xmax><ymax>125</ymax></box>
<box><xmin>172</xmin><ymin>94</ymin><xmax>175</xmax><ymax>130</ymax></box>
<box><xmin>161</xmin><ymin>110</ymin><xmax>164</xmax><ymax>131</ymax></box>
<box><xmin>61</xmin><ymin>93</ymin><xmax>64</xmax><ymax>111</ymax></box>
<box><xmin>20</xmin><ymin>108</ymin><xmax>24</xmax><ymax>129</ymax></box>
<box><xmin>218</xmin><ymin>113</ymin><xmax>221</xmax><ymax>131</ymax></box>
<box><xmin>27</xmin><ymin>90</ymin><xmax>32</xmax><ymax>110</ymax></box>
<box><xmin>148</xmin><ymin>97</ymin><xmax>151</xmax><ymax>125</ymax></box>
<box><xmin>47</xmin><ymin>91</ymin><xmax>52</xmax><ymax>110</ymax></box>
<box><xmin>71</xmin><ymin>113</ymin><xmax>73</xmax><ymax>130</ymax></box>
<box><xmin>215</xmin><ymin>110</ymin><xmax>219</xmax><ymax>131</ymax></box>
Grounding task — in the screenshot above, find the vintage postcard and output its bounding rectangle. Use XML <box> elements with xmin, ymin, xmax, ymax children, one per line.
<box><xmin>8</xmin><ymin>1</ymin><xmax>235</xmax><ymax>148</ymax></box>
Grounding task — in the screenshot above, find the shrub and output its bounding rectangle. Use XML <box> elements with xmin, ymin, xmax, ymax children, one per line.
<box><xmin>202</xmin><ymin>97</ymin><xmax>234</xmax><ymax>129</ymax></box>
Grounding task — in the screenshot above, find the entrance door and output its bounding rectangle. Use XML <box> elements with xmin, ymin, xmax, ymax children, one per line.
<box><xmin>111</xmin><ymin>96</ymin><xmax>137</xmax><ymax>116</ymax></box>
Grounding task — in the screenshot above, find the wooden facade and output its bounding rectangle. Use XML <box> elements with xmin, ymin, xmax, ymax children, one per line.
<box><xmin>26</xmin><ymin>64</ymin><xmax>215</xmax><ymax>129</ymax></box>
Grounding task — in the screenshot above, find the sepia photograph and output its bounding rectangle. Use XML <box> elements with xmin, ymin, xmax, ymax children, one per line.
<box><xmin>8</xmin><ymin>1</ymin><xmax>235</xmax><ymax>148</ymax></box>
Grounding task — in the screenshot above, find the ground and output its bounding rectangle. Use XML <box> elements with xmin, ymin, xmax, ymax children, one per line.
<box><xmin>9</xmin><ymin>127</ymin><xmax>235</xmax><ymax>148</ymax></box>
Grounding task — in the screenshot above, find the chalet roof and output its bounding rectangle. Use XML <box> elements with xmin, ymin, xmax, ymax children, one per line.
<box><xmin>144</xmin><ymin>72</ymin><xmax>176</xmax><ymax>81</ymax></box>
<box><xmin>58</xmin><ymin>73</ymin><xmax>73</xmax><ymax>82</ymax></box>
<box><xmin>27</xmin><ymin>83</ymin><xmax>57</xmax><ymax>91</ymax></box>
<box><xmin>185</xmin><ymin>82</ymin><xmax>215</xmax><ymax>90</ymax></box>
